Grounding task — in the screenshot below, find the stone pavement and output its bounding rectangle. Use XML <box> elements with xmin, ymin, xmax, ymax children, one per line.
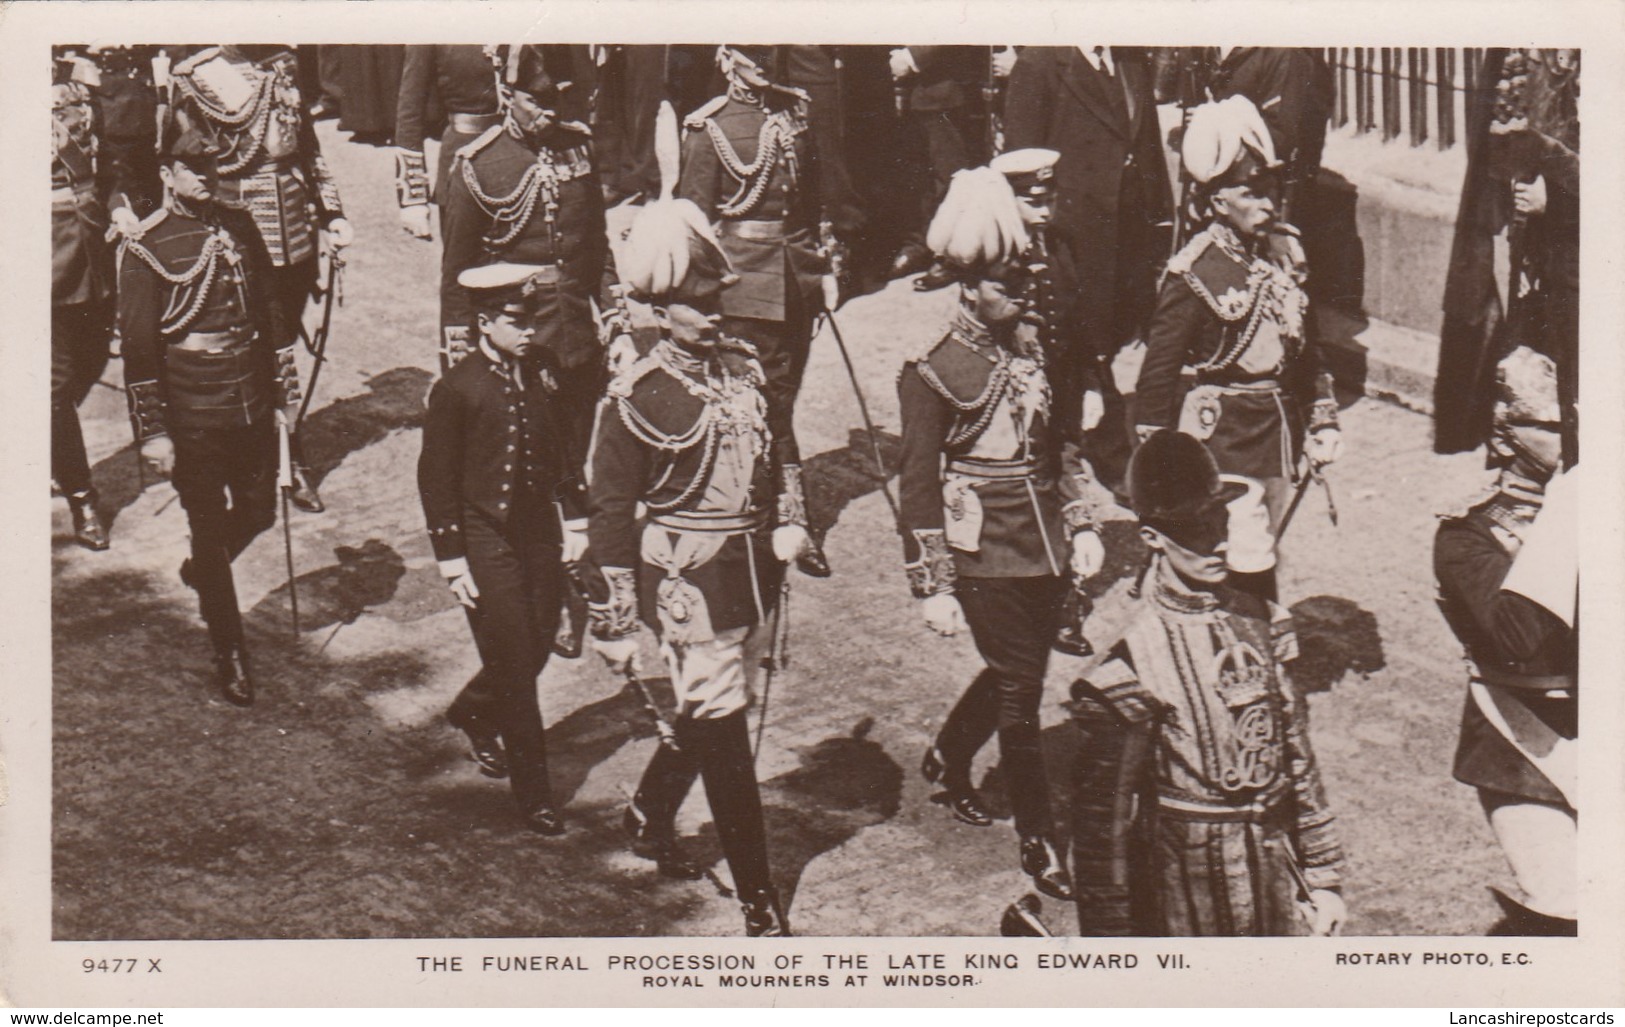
<box><xmin>49</xmin><ymin>121</ymin><xmax>1511</xmax><ymax>939</ymax></box>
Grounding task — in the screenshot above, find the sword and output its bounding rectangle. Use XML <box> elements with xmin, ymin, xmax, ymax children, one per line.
<box><xmin>1276</xmin><ymin>459</ymin><xmax>1338</xmax><ymax>544</ymax></box>
<box><xmin>296</xmin><ymin>252</ymin><xmax>343</xmax><ymax>428</ymax></box>
<box><xmin>818</xmin><ymin>310</ymin><xmax>902</xmax><ymax>528</ymax></box>
<box><xmin>622</xmin><ymin>657</ymin><xmax>680</xmax><ymax>752</ymax></box>
<box><xmin>276</xmin><ymin>411</ymin><xmax>300</xmax><ymax>636</ymax></box>
<box><xmin>753</xmin><ymin>579</ymin><xmax>791</xmax><ymax>763</ymax></box>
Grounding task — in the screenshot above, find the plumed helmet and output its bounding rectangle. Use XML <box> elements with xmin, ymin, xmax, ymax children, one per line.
<box><xmin>1127</xmin><ymin>429</ymin><xmax>1248</xmax><ymax>529</ymax></box>
<box><xmin>1181</xmin><ymin>95</ymin><xmax>1280</xmax><ymax>187</ymax></box>
<box><xmin>925</xmin><ymin>165</ymin><xmax>1032</xmax><ymax>274</ymax></box>
<box><xmin>1494</xmin><ymin>345</ymin><xmax>1561</xmax><ymax>426</ymax></box>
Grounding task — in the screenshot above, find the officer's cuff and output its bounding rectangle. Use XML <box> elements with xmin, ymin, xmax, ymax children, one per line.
<box><xmin>777</xmin><ymin>463</ymin><xmax>809</xmax><ymax>528</ymax></box>
<box><xmin>904</xmin><ymin>529</ymin><xmax>957</xmax><ymax>599</ymax></box>
<box><xmin>393</xmin><ymin>147</ymin><xmax>431</xmax><ymax>208</ymax></box>
<box><xmin>126</xmin><ymin>379</ymin><xmax>168</xmax><ymax>441</ymax></box>
<box><xmin>588</xmin><ymin>566</ymin><xmax>640</xmax><ymax>640</ymax></box>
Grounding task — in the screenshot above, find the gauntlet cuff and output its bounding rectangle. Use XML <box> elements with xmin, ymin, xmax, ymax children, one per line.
<box><xmin>312</xmin><ymin>153</ymin><xmax>345</xmax><ymax>218</ymax></box>
<box><xmin>126</xmin><ymin>379</ymin><xmax>168</xmax><ymax>441</ymax></box>
<box><xmin>776</xmin><ymin>462</ymin><xmax>809</xmax><ymax>528</ymax></box>
<box><xmin>904</xmin><ymin>529</ymin><xmax>957</xmax><ymax>599</ymax></box>
<box><xmin>394</xmin><ymin>147</ymin><xmax>431</xmax><ymax>208</ymax></box>
<box><xmin>588</xmin><ymin>566</ymin><xmax>640</xmax><ymax>641</ymax></box>
<box><xmin>1309</xmin><ymin>399</ymin><xmax>1339</xmax><ymax>434</ymax></box>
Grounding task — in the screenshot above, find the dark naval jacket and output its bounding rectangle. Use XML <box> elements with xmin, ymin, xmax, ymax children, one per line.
<box><xmin>419</xmin><ymin>342</ymin><xmax>585</xmax><ymax>562</ymax></box>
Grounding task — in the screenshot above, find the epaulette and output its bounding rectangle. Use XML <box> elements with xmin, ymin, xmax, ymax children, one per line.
<box><xmin>905</xmin><ymin>332</ymin><xmax>949</xmax><ymax>365</ymax></box>
<box><xmin>110</xmin><ymin>207</ymin><xmax>168</xmax><ymax>245</ymax></box>
<box><xmin>683</xmin><ymin>95</ymin><xmax>728</xmax><ymax>131</ymax></box>
<box><xmin>1163</xmin><ymin>226</ymin><xmax>1215</xmax><ymax>278</ymax></box>
<box><xmin>605</xmin><ymin>349</ymin><xmax>665</xmax><ymax>400</ymax></box>
<box><xmin>171</xmin><ymin>46</ymin><xmax>220</xmax><ymax>78</ymax></box>
<box><xmin>454</xmin><ymin>124</ymin><xmax>505</xmax><ymax>162</ymax></box>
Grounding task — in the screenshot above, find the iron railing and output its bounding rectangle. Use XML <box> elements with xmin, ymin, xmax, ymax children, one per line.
<box><xmin>1325</xmin><ymin>47</ymin><xmax>1495</xmax><ymax>151</ymax></box>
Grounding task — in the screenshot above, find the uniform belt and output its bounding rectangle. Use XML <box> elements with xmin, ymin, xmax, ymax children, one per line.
<box><xmin>1156</xmin><ymin>793</ymin><xmax>1287</xmax><ymax>823</ymax></box>
<box><xmin>719</xmin><ymin>219</ymin><xmax>787</xmax><ymax>241</ymax></box>
<box><xmin>447</xmin><ymin>111</ymin><xmax>502</xmax><ymax>135</ymax></box>
<box><xmin>172</xmin><ymin>327</ymin><xmax>255</xmax><ymax>352</ymax></box>
<box><xmin>1197</xmin><ymin>378</ymin><xmax>1283</xmax><ymax>393</ymax></box>
<box><xmin>1473</xmin><ymin>670</ymin><xmax>1575</xmax><ymax>695</ymax></box>
<box><xmin>947</xmin><ymin>458</ymin><xmax>1039</xmax><ymax>480</ymax></box>
<box><xmin>650</xmin><ymin>508</ymin><xmax>767</xmax><ymax>534</ymax></box>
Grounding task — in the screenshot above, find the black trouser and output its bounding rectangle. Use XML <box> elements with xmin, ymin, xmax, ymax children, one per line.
<box><xmin>449</xmin><ymin>496</ymin><xmax>564</xmax><ymax>811</ymax></box>
<box><xmin>721</xmin><ymin>289</ymin><xmax>816</xmax><ymax>469</ymax></box>
<box><xmin>551</xmin><ymin>357</ymin><xmax>606</xmax><ymax>482</ymax></box>
<box><xmin>935</xmin><ymin>574</ymin><xmax>1066</xmax><ymax>839</ymax></box>
<box><xmin>51</xmin><ymin>301</ymin><xmax>113</xmax><ymax>496</ymax></box>
<box><xmin>171</xmin><ymin>419</ymin><xmax>278</xmax><ymax>652</ymax></box>
<box><xmin>632</xmin><ymin>710</ymin><xmax>774</xmax><ymax>899</ymax></box>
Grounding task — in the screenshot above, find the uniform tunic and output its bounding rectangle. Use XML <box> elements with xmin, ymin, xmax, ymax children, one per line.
<box><xmin>1069</xmin><ymin>575</ymin><xmax>1345</xmax><ymax>936</ymax></box>
<box><xmin>172</xmin><ymin>47</ymin><xmax>345</xmax><ymax>271</ymax></box>
<box><xmin>419</xmin><ymin>343</ymin><xmax>582</xmax><ymax>809</ymax></box>
<box><xmin>394</xmin><ymin>44</ymin><xmax>502</xmax><ymax>206</ymax></box>
<box><xmin>117</xmin><ymin>202</ymin><xmax>293</xmax><ymax>650</ymax></box>
<box><xmin>1136</xmin><ymin>222</ymin><xmax>1335</xmax><ymax>482</ymax></box>
<box><xmin>439</xmin><ymin>124</ymin><xmax>610</xmax><ymax>373</ymax></box>
<box><xmin>587</xmin><ymin>339</ymin><xmax>784</xmax><ymax>649</ymax></box>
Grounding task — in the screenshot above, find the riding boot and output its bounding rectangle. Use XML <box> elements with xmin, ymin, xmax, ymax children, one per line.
<box><xmin>626</xmin><ymin>735</ymin><xmax>704</xmax><ymax>879</ymax></box>
<box><xmin>68</xmin><ymin>489</ymin><xmax>110</xmax><ymax>551</ymax></box>
<box><xmin>683</xmin><ymin>712</ymin><xmax>784</xmax><ymax>933</ymax></box>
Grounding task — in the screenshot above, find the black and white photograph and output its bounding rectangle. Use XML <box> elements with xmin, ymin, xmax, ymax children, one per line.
<box><xmin>5</xmin><ymin>0</ymin><xmax>1624</xmax><ymax>1011</ymax></box>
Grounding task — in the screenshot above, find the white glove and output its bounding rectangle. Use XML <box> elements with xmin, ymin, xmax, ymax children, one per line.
<box><xmin>821</xmin><ymin>273</ymin><xmax>841</xmax><ymax>312</ymax></box>
<box><xmin>772</xmin><ymin>524</ymin><xmax>809</xmax><ymax>563</ymax></box>
<box><xmin>1513</xmin><ymin>175</ymin><xmax>1548</xmax><ymax>217</ymax></box>
<box><xmin>1081</xmin><ymin>389</ymin><xmax>1105</xmax><ymax>432</ymax></box>
<box><xmin>1305</xmin><ymin>427</ymin><xmax>1343</xmax><ymax>469</ymax></box>
<box><xmin>921</xmin><ymin>592</ymin><xmax>966</xmax><ymax>636</ymax></box>
<box><xmin>992</xmin><ymin>47</ymin><xmax>1017</xmax><ymax>79</ymax></box>
<box><xmin>593</xmin><ymin>635</ymin><xmax>638</xmax><ymax>674</ymax></box>
<box><xmin>562</xmin><ymin>519</ymin><xmax>589</xmax><ymax>563</ymax></box>
<box><xmin>1070</xmin><ymin>530</ymin><xmax>1105</xmax><ymax>579</ymax></box>
<box><xmin>445</xmin><ymin>570</ymin><xmax>480</xmax><ymax>610</ymax></box>
<box><xmin>399</xmin><ymin>204</ymin><xmax>432</xmax><ymax>240</ymax></box>
<box><xmin>323</xmin><ymin>217</ymin><xmax>355</xmax><ymax>251</ymax></box>
<box><xmin>1300</xmin><ymin>889</ymin><xmax>1346</xmax><ymax>937</ymax></box>
<box><xmin>889</xmin><ymin>48</ymin><xmax>916</xmax><ymax>80</ymax></box>
<box><xmin>140</xmin><ymin>435</ymin><xmax>176</xmax><ymax>479</ymax></box>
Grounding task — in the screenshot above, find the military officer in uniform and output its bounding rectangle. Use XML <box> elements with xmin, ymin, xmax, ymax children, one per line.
<box><xmin>677</xmin><ymin>45</ymin><xmax>832</xmax><ymax>579</ymax></box>
<box><xmin>1067</xmin><ymin>429</ymin><xmax>1346</xmax><ymax>936</ymax></box>
<box><xmin>392</xmin><ymin>43</ymin><xmax>502</xmax><ymax>241</ymax></box>
<box><xmin>439</xmin><ymin>44</ymin><xmax>610</xmax><ymax>460</ymax></box>
<box><xmin>418</xmin><ymin>263</ymin><xmax>586</xmax><ymax>836</ymax></box>
<box><xmin>52</xmin><ymin>50</ymin><xmax>116</xmax><ymax>551</ymax></box>
<box><xmin>898</xmin><ymin>164</ymin><xmax>1106</xmax><ymax>903</ymax></box>
<box><xmin>1134</xmin><ymin>96</ymin><xmax>1342</xmax><ymax>604</ymax></box>
<box><xmin>170</xmin><ymin>44</ymin><xmax>352</xmax><ymax>514</ymax></box>
<box><xmin>116</xmin><ymin>97</ymin><xmax>300</xmax><ymax>707</ymax></box>
<box><xmin>1436</xmin><ymin>347</ymin><xmax>1576</xmax><ymax>936</ymax></box>
<box><xmin>584</xmin><ymin>125</ymin><xmax>795</xmax><ymax>935</ymax></box>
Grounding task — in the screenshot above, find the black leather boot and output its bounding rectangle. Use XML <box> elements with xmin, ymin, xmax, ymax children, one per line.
<box><xmin>795</xmin><ymin>534</ymin><xmax>832</xmax><ymax>578</ymax></box>
<box><xmin>521</xmin><ymin>801</ymin><xmax>566</xmax><ymax>837</ymax></box>
<box><xmin>447</xmin><ymin>709</ymin><xmax>508</xmax><ymax>779</ymax></box>
<box><xmin>213</xmin><ymin>641</ymin><xmax>255</xmax><ymax>707</ymax></box>
<box><xmin>921</xmin><ymin>745</ymin><xmax>993</xmax><ymax>827</ymax></box>
<box><xmin>68</xmin><ymin>490</ymin><xmax>109</xmax><ymax>552</ymax></box>
<box><xmin>1020</xmin><ymin>836</ymin><xmax>1075</xmax><ymax>901</ymax></box>
<box><xmin>742</xmin><ymin>886</ymin><xmax>792</xmax><ymax>937</ymax></box>
<box><xmin>624</xmin><ymin>804</ymin><xmax>704</xmax><ymax>880</ymax></box>
<box><xmin>685</xmin><ymin>713</ymin><xmax>778</xmax><ymax>926</ymax></box>
<box><xmin>1487</xmin><ymin>887</ymin><xmax>1577</xmax><ymax>936</ymax></box>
